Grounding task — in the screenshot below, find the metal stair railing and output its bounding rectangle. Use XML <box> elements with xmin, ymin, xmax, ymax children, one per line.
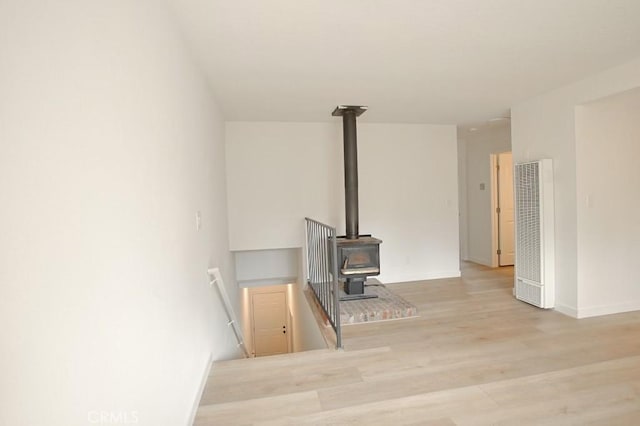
<box><xmin>304</xmin><ymin>217</ymin><xmax>342</xmax><ymax>349</ymax></box>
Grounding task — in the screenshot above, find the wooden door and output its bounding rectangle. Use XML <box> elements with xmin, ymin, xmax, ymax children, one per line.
<box><xmin>251</xmin><ymin>290</ymin><xmax>289</xmax><ymax>356</ymax></box>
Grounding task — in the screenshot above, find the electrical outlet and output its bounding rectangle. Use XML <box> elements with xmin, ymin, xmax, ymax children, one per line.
<box><xmin>195</xmin><ymin>211</ymin><xmax>202</xmax><ymax>231</ymax></box>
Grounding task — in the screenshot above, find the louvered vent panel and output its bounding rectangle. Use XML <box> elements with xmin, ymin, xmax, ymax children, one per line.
<box><xmin>514</xmin><ymin>159</ymin><xmax>554</xmax><ymax>309</ymax></box>
<box><xmin>515</xmin><ymin>162</ymin><xmax>541</xmax><ymax>284</ymax></box>
<box><xmin>516</xmin><ymin>279</ymin><xmax>542</xmax><ymax>307</ymax></box>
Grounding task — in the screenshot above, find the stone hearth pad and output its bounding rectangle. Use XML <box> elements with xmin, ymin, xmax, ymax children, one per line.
<box><xmin>339</xmin><ymin>283</ymin><xmax>418</xmax><ymax>325</ymax></box>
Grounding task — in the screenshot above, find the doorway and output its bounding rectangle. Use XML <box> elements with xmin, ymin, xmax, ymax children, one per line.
<box><xmin>249</xmin><ymin>285</ymin><xmax>292</xmax><ymax>357</ymax></box>
<box><xmin>491</xmin><ymin>151</ymin><xmax>515</xmax><ymax>267</ymax></box>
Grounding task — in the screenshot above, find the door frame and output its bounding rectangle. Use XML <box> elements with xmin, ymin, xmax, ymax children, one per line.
<box><xmin>490</xmin><ymin>151</ymin><xmax>514</xmax><ymax>268</ymax></box>
<box><xmin>490</xmin><ymin>154</ymin><xmax>500</xmax><ymax>267</ymax></box>
<box><xmin>248</xmin><ymin>285</ymin><xmax>292</xmax><ymax>357</ymax></box>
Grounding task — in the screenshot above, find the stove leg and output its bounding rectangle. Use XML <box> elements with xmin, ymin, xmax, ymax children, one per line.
<box><xmin>344</xmin><ymin>278</ymin><xmax>365</xmax><ymax>295</ymax></box>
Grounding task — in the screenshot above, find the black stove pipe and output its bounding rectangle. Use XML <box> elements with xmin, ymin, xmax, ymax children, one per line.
<box><xmin>342</xmin><ymin>110</ymin><xmax>359</xmax><ymax>239</ymax></box>
<box><xmin>332</xmin><ymin>105</ymin><xmax>367</xmax><ymax>240</ymax></box>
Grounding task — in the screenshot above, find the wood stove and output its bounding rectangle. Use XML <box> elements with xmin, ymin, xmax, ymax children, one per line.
<box><xmin>332</xmin><ymin>105</ymin><xmax>382</xmax><ymax>296</ymax></box>
<box><xmin>335</xmin><ymin>235</ymin><xmax>381</xmax><ymax>295</ymax></box>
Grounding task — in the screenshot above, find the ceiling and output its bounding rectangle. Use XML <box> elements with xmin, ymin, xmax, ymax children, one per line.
<box><xmin>166</xmin><ymin>0</ymin><xmax>640</xmax><ymax>125</ymax></box>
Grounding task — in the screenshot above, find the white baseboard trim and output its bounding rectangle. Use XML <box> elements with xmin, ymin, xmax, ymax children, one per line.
<box><xmin>466</xmin><ymin>257</ymin><xmax>492</xmax><ymax>267</ymax></box>
<box><xmin>425</xmin><ymin>270</ymin><xmax>462</xmax><ymax>279</ymax></box>
<box><xmin>576</xmin><ymin>301</ymin><xmax>640</xmax><ymax>319</ymax></box>
<box><xmin>187</xmin><ymin>351</ymin><xmax>213</xmax><ymax>426</ymax></box>
<box><xmin>380</xmin><ymin>270</ymin><xmax>461</xmax><ymax>284</ymax></box>
<box><xmin>553</xmin><ymin>303</ymin><xmax>578</xmax><ymax>318</ymax></box>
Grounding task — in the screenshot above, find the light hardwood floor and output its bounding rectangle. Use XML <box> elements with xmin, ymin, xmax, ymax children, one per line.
<box><xmin>195</xmin><ymin>262</ymin><xmax>640</xmax><ymax>425</ymax></box>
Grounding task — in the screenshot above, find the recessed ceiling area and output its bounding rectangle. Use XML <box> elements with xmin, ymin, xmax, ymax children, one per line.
<box><xmin>166</xmin><ymin>0</ymin><xmax>640</xmax><ymax>125</ymax></box>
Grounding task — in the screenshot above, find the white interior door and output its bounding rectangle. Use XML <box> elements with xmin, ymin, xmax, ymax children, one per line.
<box><xmin>498</xmin><ymin>152</ymin><xmax>515</xmax><ymax>266</ymax></box>
<box><xmin>251</xmin><ymin>290</ymin><xmax>289</xmax><ymax>357</ymax></box>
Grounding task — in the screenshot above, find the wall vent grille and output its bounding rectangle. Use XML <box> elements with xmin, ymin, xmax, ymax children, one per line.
<box><xmin>514</xmin><ymin>159</ymin><xmax>555</xmax><ymax>308</ymax></box>
<box><xmin>515</xmin><ymin>162</ymin><xmax>541</xmax><ymax>283</ymax></box>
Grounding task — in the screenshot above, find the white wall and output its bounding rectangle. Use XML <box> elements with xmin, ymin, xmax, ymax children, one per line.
<box><xmin>290</xmin><ymin>282</ymin><xmax>329</xmax><ymax>353</ymax></box>
<box><xmin>226</xmin><ymin>122</ymin><xmax>460</xmax><ymax>283</ymax></box>
<box><xmin>457</xmin><ymin>138</ymin><xmax>469</xmax><ymax>261</ymax></box>
<box><xmin>511</xmin><ymin>56</ymin><xmax>640</xmax><ymax>317</ymax></box>
<box><xmin>0</xmin><ymin>1</ymin><xmax>237</xmax><ymax>425</ymax></box>
<box><xmin>458</xmin><ymin>123</ymin><xmax>512</xmax><ymax>266</ymax></box>
<box><xmin>293</xmin><ymin>248</ymin><xmax>330</xmax><ymax>352</ymax></box>
<box><xmin>235</xmin><ymin>249</ymin><xmax>299</xmax><ymax>287</ymax></box>
<box><xmin>575</xmin><ymin>88</ymin><xmax>640</xmax><ymax>317</ymax></box>
<box><xmin>358</xmin><ymin>124</ymin><xmax>460</xmax><ymax>282</ymax></box>
<box><xmin>226</xmin><ymin>122</ymin><xmax>343</xmax><ymax>250</ymax></box>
